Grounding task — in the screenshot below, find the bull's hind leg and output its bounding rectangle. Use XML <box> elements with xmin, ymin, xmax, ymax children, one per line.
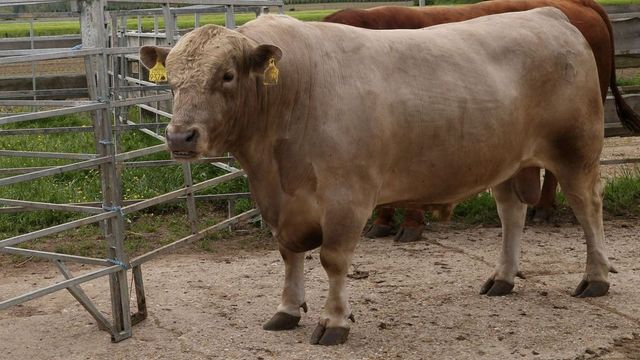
<box><xmin>554</xmin><ymin>166</ymin><xmax>613</xmax><ymax>297</ymax></box>
<box><xmin>481</xmin><ymin>178</ymin><xmax>528</xmax><ymax>296</ymax></box>
<box><xmin>263</xmin><ymin>246</ymin><xmax>308</xmax><ymax>330</ymax></box>
<box><xmin>310</xmin><ymin>205</ymin><xmax>369</xmax><ymax>346</ymax></box>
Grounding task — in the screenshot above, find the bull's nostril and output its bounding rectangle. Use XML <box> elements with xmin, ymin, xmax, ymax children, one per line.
<box><xmin>185</xmin><ymin>129</ymin><xmax>197</xmax><ymax>143</ymax></box>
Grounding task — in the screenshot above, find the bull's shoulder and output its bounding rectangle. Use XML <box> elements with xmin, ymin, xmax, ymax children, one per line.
<box><xmin>273</xmin><ymin>138</ymin><xmax>318</xmax><ymax>196</ymax></box>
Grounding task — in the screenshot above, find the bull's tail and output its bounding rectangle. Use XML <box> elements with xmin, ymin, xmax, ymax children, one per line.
<box><xmin>590</xmin><ymin>0</ymin><xmax>640</xmax><ymax>133</ymax></box>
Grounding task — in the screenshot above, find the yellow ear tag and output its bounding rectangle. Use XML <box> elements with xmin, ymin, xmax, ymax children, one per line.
<box><xmin>149</xmin><ymin>60</ymin><xmax>167</xmax><ymax>84</ymax></box>
<box><xmin>263</xmin><ymin>58</ymin><xmax>279</xmax><ymax>86</ymax></box>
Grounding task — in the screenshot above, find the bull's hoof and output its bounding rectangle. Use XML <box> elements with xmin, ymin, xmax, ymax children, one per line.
<box><xmin>572</xmin><ymin>279</ymin><xmax>609</xmax><ymax>298</ymax></box>
<box><xmin>480</xmin><ymin>277</ymin><xmax>514</xmax><ymax>296</ymax></box>
<box><xmin>309</xmin><ymin>323</ymin><xmax>350</xmax><ymax>346</ymax></box>
<box><xmin>528</xmin><ymin>206</ymin><xmax>552</xmax><ymax>223</ymax></box>
<box><xmin>263</xmin><ymin>312</ymin><xmax>301</xmax><ymax>331</ymax></box>
<box><xmin>394</xmin><ymin>225</ymin><xmax>424</xmax><ymax>243</ymax></box>
<box><xmin>364</xmin><ymin>223</ymin><xmax>394</xmax><ymax>239</ymax></box>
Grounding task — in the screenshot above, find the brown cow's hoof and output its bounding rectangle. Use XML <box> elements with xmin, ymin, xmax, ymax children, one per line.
<box><xmin>529</xmin><ymin>206</ymin><xmax>552</xmax><ymax>223</ymax></box>
<box><xmin>364</xmin><ymin>224</ymin><xmax>394</xmax><ymax>239</ymax></box>
<box><xmin>572</xmin><ymin>280</ymin><xmax>609</xmax><ymax>298</ymax></box>
<box><xmin>480</xmin><ymin>277</ymin><xmax>514</xmax><ymax>296</ymax></box>
<box><xmin>263</xmin><ymin>312</ymin><xmax>301</xmax><ymax>331</ymax></box>
<box><xmin>394</xmin><ymin>225</ymin><xmax>424</xmax><ymax>243</ymax></box>
<box><xmin>309</xmin><ymin>323</ymin><xmax>350</xmax><ymax>346</ymax></box>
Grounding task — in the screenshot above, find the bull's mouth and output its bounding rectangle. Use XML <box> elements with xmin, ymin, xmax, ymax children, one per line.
<box><xmin>171</xmin><ymin>151</ymin><xmax>198</xmax><ymax>160</ymax></box>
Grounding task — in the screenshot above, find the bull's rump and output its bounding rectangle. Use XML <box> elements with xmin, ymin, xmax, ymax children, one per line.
<box><xmin>242</xmin><ymin>8</ymin><xmax>602</xmax><ymax>204</ymax></box>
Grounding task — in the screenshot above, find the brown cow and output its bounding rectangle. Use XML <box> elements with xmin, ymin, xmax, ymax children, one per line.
<box><xmin>140</xmin><ymin>9</ymin><xmax>613</xmax><ymax>345</ymax></box>
<box><xmin>325</xmin><ymin>0</ymin><xmax>640</xmax><ymax>242</ymax></box>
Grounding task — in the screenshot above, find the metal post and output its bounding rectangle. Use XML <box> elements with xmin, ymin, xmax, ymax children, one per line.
<box><xmin>225</xmin><ymin>5</ymin><xmax>236</xmax><ymax>29</ymax></box>
<box><xmin>131</xmin><ymin>265</ymin><xmax>148</xmax><ymax>325</ymax></box>
<box><xmin>182</xmin><ymin>163</ymin><xmax>199</xmax><ymax>234</ymax></box>
<box><xmin>29</xmin><ymin>18</ymin><xmax>36</xmax><ymax>111</ymax></box>
<box><xmin>79</xmin><ymin>0</ymin><xmax>132</xmax><ymax>343</ymax></box>
<box><xmin>162</xmin><ymin>3</ymin><xmax>175</xmax><ymax>46</ymax></box>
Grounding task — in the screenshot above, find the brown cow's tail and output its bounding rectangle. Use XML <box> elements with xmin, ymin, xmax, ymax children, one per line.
<box><xmin>590</xmin><ymin>0</ymin><xmax>640</xmax><ymax>133</ymax></box>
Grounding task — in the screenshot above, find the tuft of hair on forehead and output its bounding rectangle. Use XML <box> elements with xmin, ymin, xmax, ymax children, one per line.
<box><xmin>166</xmin><ymin>24</ymin><xmax>250</xmax><ymax>88</ymax></box>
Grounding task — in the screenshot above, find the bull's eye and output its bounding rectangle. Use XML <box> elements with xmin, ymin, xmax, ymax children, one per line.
<box><xmin>223</xmin><ymin>72</ymin><xmax>234</xmax><ymax>82</ymax></box>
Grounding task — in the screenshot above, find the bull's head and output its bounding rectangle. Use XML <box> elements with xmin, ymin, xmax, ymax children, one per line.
<box><xmin>139</xmin><ymin>25</ymin><xmax>282</xmax><ymax>160</ymax></box>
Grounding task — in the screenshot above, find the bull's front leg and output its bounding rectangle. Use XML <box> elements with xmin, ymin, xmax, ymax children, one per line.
<box><xmin>263</xmin><ymin>245</ymin><xmax>308</xmax><ymax>330</ymax></box>
<box><xmin>481</xmin><ymin>178</ymin><xmax>528</xmax><ymax>296</ymax></box>
<box><xmin>310</xmin><ymin>206</ymin><xmax>367</xmax><ymax>346</ymax></box>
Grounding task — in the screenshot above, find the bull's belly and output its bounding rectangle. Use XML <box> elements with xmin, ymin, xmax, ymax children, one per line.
<box><xmin>375</xmin><ymin>156</ymin><xmax>539</xmax><ymax>206</ymax></box>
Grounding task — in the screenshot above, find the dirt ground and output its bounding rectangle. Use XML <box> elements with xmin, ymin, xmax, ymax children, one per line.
<box><xmin>0</xmin><ymin>141</ymin><xmax>639</xmax><ymax>360</ymax></box>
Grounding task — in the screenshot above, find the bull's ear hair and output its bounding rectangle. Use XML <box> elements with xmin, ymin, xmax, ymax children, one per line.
<box><xmin>139</xmin><ymin>46</ymin><xmax>171</xmax><ymax>70</ymax></box>
<box><xmin>250</xmin><ymin>44</ymin><xmax>283</xmax><ymax>74</ymax></box>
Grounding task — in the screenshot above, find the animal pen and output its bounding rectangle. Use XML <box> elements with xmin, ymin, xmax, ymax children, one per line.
<box><xmin>0</xmin><ymin>0</ymin><xmax>283</xmax><ymax>342</ymax></box>
<box><xmin>0</xmin><ymin>0</ymin><xmax>639</xmax><ymax>344</ymax></box>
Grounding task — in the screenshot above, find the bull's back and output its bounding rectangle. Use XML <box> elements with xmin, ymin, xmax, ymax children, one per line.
<box><xmin>324</xmin><ymin>0</ymin><xmax>611</xmax><ymax>98</ymax></box>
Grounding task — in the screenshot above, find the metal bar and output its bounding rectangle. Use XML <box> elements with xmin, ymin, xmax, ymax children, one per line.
<box><xmin>126</xmin><ymin>120</ymin><xmax>165</xmax><ymax>141</ymax></box>
<box><xmin>110</xmin><ymin>93</ymin><xmax>172</xmax><ymax>108</ymax></box>
<box><xmin>0</xmin><ymin>265</ymin><xmax>121</xmax><ymax>311</ymax></box>
<box><xmin>0</xmin><ymin>100</ymin><xmax>95</xmax><ymax>107</ymax></box>
<box><xmin>0</xmin><ymin>103</ymin><xmax>108</xmax><ymax>126</ymax></box>
<box><xmin>1</xmin><ymin>247</ymin><xmax>111</xmax><ymax>267</ymax></box>
<box><xmin>115</xmin><ymin>144</ymin><xmax>166</xmax><ymax>161</ymax></box>
<box><xmin>0</xmin><ymin>48</ymin><xmax>104</xmax><ymax>66</ymax></box>
<box><xmin>182</xmin><ymin>163</ymin><xmax>198</xmax><ymax>234</ymax></box>
<box><xmin>0</xmin><ymin>167</ymin><xmax>51</xmax><ymax>175</ymax></box>
<box><xmin>0</xmin><ymin>193</ymin><xmax>252</xmax><ymax>214</ymax></box>
<box><xmin>135</xmin><ymin>104</ymin><xmax>172</xmax><ymax>119</ymax></box>
<box><xmin>0</xmin><ymin>47</ymin><xmax>140</xmax><ymax>66</ymax></box>
<box><xmin>55</xmin><ymin>260</ymin><xmax>115</xmax><ymax>334</ymax></box>
<box><xmin>109</xmin><ymin>0</ymin><xmax>283</xmax><ymax>6</ymax></box>
<box><xmin>0</xmin><ymin>156</ymin><xmax>109</xmax><ymax>187</ymax></box>
<box><xmin>0</xmin><ymin>150</ymin><xmax>97</xmax><ymax>160</ymax></box>
<box><xmin>122</xmin><ymin>157</ymin><xmax>234</xmax><ymax>167</ymax></box>
<box><xmin>0</xmin><ymin>124</ymin><xmax>165</xmax><ymax>136</ymax></box>
<box><xmin>120</xmin><ymin>170</ymin><xmax>245</xmax><ymax>214</ymax></box>
<box><xmin>0</xmin><ymin>198</ymin><xmax>104</xmax><ymax>214</ymax></box>
<box><xmin>131</xmin><ymin>265</ymin><xmax>148</xmax><ymax>325</ymax></box>
<box><xmin>0</xmin><ymin>212</ymin><xmax>115</xmax><ymax>250</ymax></box>
<box><xmin>130</xmin><ymin>208</ymin><xmax>259</xmax><ymax>267</ymax></box>
<box><xmin>0</xmin><ymin>89</ymin><xmax>88</xmax><ymax>100</ymax></box>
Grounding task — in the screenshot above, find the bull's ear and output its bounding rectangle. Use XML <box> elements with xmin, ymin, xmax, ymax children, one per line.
<box><xmin>250</xmin><ymin>44</ymin><xmax>283</xmax><ymax>74</ymax></box>
<box><xmin>139</xmin><ymin>46</ymin><xmax>171</xmax><ymax>70</ymax></box>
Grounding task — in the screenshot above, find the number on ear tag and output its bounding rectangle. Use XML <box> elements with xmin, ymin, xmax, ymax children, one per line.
<box><xmin>149</xmin><ymin>61</ymin><xmax>167</xmax><ymax>84</ymax></box>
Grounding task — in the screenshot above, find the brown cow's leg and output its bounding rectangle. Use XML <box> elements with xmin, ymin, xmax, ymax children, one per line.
<box><xmin>530</xmin><ymin>170</ymin><xmax>558</xmax><ymax>223</ymax></box>
<box><xmin>394</xmin><ymin>209</ymin><xmax>425</xmax><ymax>243</ymax></box>
<box><xmin>480</xmin><ymin>178</ymin><xmax>528</xmax><ymax>296</ymax></box>
<box><xmin>363</xmin><ymin>207</ymin><xmax>395</xmax><ymax>238</ymax></box>
<box><xmin>554</xmin><ymin>166</ymin><xmax>613</xmax><ymax>297</ymax></box>
<box><xmin>310</xmin><ymin>206</ymin><xmax>368</xmax><ymax>346</ymax></box>
<box><xmin>263</xmin><ymin>246</ymin><xmax>307</xmax><ymax>331</ymax></box>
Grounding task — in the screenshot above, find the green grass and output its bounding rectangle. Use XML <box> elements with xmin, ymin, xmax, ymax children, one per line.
<box><xmin>442</xmin><ymin>170</ymin><xmax>640</xmax><ymax>225</ymax></box>
<box><xmin>617</xmin><ymin>74</ymin><xmax>640</xmax><ymax>87</ymax></box>
<box><xmin>604</xmin><ymin>168</ymin><xmax>640</xmax><ymax>216</ymax></box>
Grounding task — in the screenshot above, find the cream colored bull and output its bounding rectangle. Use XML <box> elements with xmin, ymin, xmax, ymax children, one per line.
<box><xmin>140</xmin><ymin>8</ymin><xmax>613</xmax><ymax>346</ymax></box>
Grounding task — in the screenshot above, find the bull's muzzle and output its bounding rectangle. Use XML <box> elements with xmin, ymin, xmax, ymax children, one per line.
<box><xmin>166</xmin><ymin>127</ymin><xmax>200</xmax><ymax>159</ymax></box>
